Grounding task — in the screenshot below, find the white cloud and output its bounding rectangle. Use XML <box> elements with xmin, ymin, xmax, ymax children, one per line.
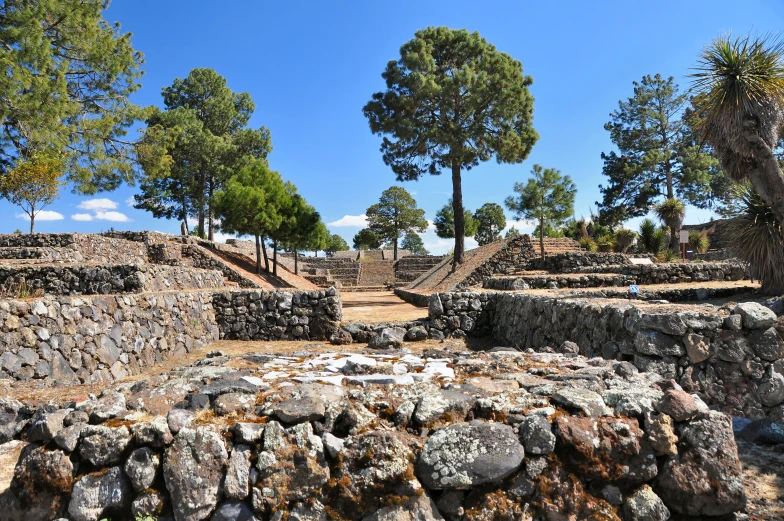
<box><xmin>16</xmin><ymin>211</ymin><xmax>64</xmax><ymax>221</ymax></box>
<box><xmin>95</xmin><ymin>211</ymin><xmax>130</xmax><ymax>222</ymax></box>
<box><xmin>328</xmin><ymin>214</ymin><xmax>368</xmax><ymax>227</ymax></box>
<box><xmin>78</xmin><ymin>198</ymin><xmax>118</xmax><ymax>211</ymax></box>
<box><xmin>503</xmin><ymin>219</ymin><xmax>536</xmax><ymax>234</ymax></box>
<box><xmin>125</xmin><ymin>196</ymin><xmax>136</xmax><ymax>207</ymax></box>
<box><xmin>426</xmin><ymin>220</ymin><xmax>436</xmax><ymax>232</ymax></box>
<box><xmin>71</xmin><ymin>213</ymin><xmax>94</xmax><ymax>222</ymax></box>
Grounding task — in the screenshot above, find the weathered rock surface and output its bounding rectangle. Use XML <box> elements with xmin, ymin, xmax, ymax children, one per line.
<box><xmin>67</xmin><ymin>467</ymin><xmax>131</xmax><ymax>521</ymax></box>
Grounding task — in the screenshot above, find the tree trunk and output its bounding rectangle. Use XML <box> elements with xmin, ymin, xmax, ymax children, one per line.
<box><xmin>539</xmin><ymin>218</ymin><xmax>545</xmax><ymax>261</ymax></box>
<box><xmin>29</xmin><ymin>212</ymin><xmax>35</xmax><ymax>234</ymax></box>
<box><xmin>261</xmin><ymin>237</ymin><xmax>270</xmax><ymax>273</ymax></box>
<box><xmin>273</xmin><ymin>242</ymin><xmax>278</xmax><ymax>276</ymax></box>
<box><xmin>198</xmin><ymin>169</ymin><xmax>206</xmax><ymax>239</ymax></box>
<box><xmin>393</xmin><ymin>235</ymin><xmax>398</xmax><ymax>261</ymax></box>
<box><xmin>670</xmin><ymin>225</ymin><xmax>679</xmax><ymax>251</ymax></box>
<box><xmin>745</xmin><ymin>134</ymin><xmax>784</xmax><ymax>231</ymax></box>
<box><xmin>181</xmin><ymin>196</ymin><xmax>189</xmax><ymax>235</ymax></box>
<box><xmin>294</xmin><ymin>250</ymin><xmax>299</xmax><ymax>274</ymax></box>
<box><xmin>207</xmin><ymin>182</ymin><xmax>214</xmax><ymax>242</ymax></box>
<box><xmin>255</xmin><ymin>234</ymin><xmax>262</xmax><ymax>274</ymax></box>
<box><xmin>451</xmin><ymin>160</ymin><xmax>465</xmax><ymax>269</ymax></box>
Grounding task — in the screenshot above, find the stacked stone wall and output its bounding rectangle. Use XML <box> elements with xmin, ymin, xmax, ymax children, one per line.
<box><xmin>213</xmin><ymin>287</ymin><xmax>342</xmax><ymax>341</ymax></box>
<box><xmin>460</xmin><ymin>235</ymin><xmax>539</xmax><ymax>287</ymax></box>
<box><xmin>181</xmin><ymin>245</ymin><xmax>259</xmax><ymax>288</ymax></box>
<box><xmin>0</xmin><ymin>291</ymin><xmax>218</xmax><ymax>384</ymax></box>
<box><xmin>0</xmin><ymin>264</ymin><xmax>225</xmax><ymax>296</ymax></box>
<box><xmin>529</xmin><ymin>251</ymin><xmax>633</xmax><ymax>271</ymax></box>
<box><xmin>427</xmin><ymin>291</ymin><xmax>784</xmax><ymax>419</ymax></box>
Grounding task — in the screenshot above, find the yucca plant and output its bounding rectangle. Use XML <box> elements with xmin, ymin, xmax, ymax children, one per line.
<box><xmin>578</xmin><ymin>237</ymin><xmax>598</xmax><ymax>252</ymax></box>
<box><xmin>729</xmin><ymin>183</ymin><xmax>784</xmax><ymax>294</ymax></box>
<box><xmin>638</xmin><ymin>218</ymin><xmax>658</xmax><ymax>253</ymax></box>
<box><xmin>690</xmin><ymin>34</ymin><xmax>784</xmax><ymax>227</ymax></box>
<box><xmin>614</xmin><ymin>229</ymin><xmax>637</xmax><ymax>253</ymax></box>
<box><xmin>688</xmin><ymin>230</ymin><xmax>711</xmax><ymax>253</ymax></box>
<box><xmin>655</xmin><ymin>198</ymin><xmax>686</xmax><ymax>250</ymax></box>
<box><xmin>656</xmin><ymin>249</ymin><xmax>680</xmax><ymax>263</ymax></box>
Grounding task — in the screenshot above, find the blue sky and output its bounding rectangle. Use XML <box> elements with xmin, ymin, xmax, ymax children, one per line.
<box><xmin>3</xmin><ymin>0</ymin><xmax>783</xmax><ymax>254</ymax></box>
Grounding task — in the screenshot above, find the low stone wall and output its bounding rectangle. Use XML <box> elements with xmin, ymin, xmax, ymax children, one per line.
<box><xmin>213</xmin><ymin>287</ymin><xmax>343</xmax><ymax>341</ymax></box>
<box><xmin>0</xmin><ymin>264</ymin><xmax>225</xmax><ymax>296</ymax></box>
<box><xmin>549</xmin><ymin>260</ymin><xmax>747</xmax><ymax>282</ymax></box>
<box><xmin>460</xmin><ymin>234</ymin><xmax>538</xmax><ymax>287</ymax></box>
<box><xmin>0</xmin><ymin>234</ymin><xmax>149</xmax><ymax>265</ymax></box>
<box><xmin>485</xmin><ymin>273</ymin><xmax>636</xmax><ymax>290</ymax></box>
<box><xmin>394</xmin><ymin>287</ymin><xmax>431</xmax><ymax>307</ymax></box>
<box><xmin>529</xmin><ymin>251</ymin><xmax>633</xmax><ymax>270</ymax></box>
<box><xmin>429</xmin><ymin>291</ymin><xmax>784</xmax><ymax>420</ymax></box>
<box><xmin>181</xmin><ymin>245</ymin><xmax>259</xmax><ymax>288</ymax></box>
<box><xmin>0</xmin><ymin>291</ymin><xmax>218</xmax><ymax>384</ymax></box>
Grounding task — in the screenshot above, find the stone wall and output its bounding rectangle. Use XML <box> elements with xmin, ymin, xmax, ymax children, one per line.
<box><xmin>213</xmin><ymin>287</ymin><xmax>343</xmax><ymax>341</ymax></box>
<box><xmin>0</xmin><ymin>234</ymin><xmax>149</xmax><ymax>265</ymax></box>
<box><xmin>181</xmin><ymin>245</ymin><xmax>259</xmax><ymax>288</ymax></box>
<box><xmin>485</xmin><ymin>273</ymin><xmax>637</xmax><ymax>290</ymax></box>
<box><xmin>529</xmin><ymin>251</ymin><xmax>633</xmax><ymax>271</ymax></box>
<box><xmin>393</xmin><ymin>287</ymin><xmax>431</xmax><ymax>307</ymax></box>
<box><xmin>0</xmin><ymin>264</ymin><xmax>225</xmax><ymax>296</ymax></box>
<box><xmin>0</xmin><ymin>291</ymin><xmax>218</xmax><ymax>384</ymax></box>
<box><xmin>428</xmin><ymin>291</ymin><xmax>784</xmax><ymax>419</ymax></box>
<box><xmin>357</xmin><ymin>260</ymin><xmax>395</xmax><ymax>286</ymax></box>
<box><xmin>460</xmin><ymin>234</ymin><xmax>538</xmax><ymax>287</ymax></box>
<box><xmin>540</xmin><ymin>260</ymin><xmax>747</xmax><ymax>283</ymax></box>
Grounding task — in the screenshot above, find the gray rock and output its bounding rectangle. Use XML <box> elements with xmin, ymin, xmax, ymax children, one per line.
<box><xmin>368</xmin><ymin>327</ymin><xmax>406</xmax><ymax>349</ymax></box>
<box><xmin>213</xmin><ymin>393</ymin><xmax>256</xmax><ymax>416</ymax></box>
<box><xmin>723</xmin><ymin>314</ymin><xmax>743</xmax><ymax>331</ymax></box>
<box><xmin>736</xmin><ymin>418</ymin><xmax>784</xmax><ymax>444</ymax></box>
<box><xmin>232</xmin><ymin>422</ymin><xmax>265</xmax><ymax>444</ymax></box>
<box><xmin>79</xmin><ymin>425</ymin><xmax>131</xmax><ymax>466</ymax></box>
<box><xmin>67</xmin><ymin>467</ymin><xmax>131</xmax><ymax>521</ymax></box>
<box><xmin>362</xmin><ymin>494</ymin><xmax>444</xmax><ymax>521</ymax></box>
<box><xmin>551</xmin><ymin>387</ymin><xmax>612</xmax><ymax>417</ymax></box>
<box><xmin>758</xmin><ymin>368</ymin><xmax>784</xmax><ymax>407</ymax></box>
<box><xmin>623</xmin><ymin>485</ymin><xmax>670</xmax><ymax>521</ymax></box>
<box><xmin>1</xmin><ymin>352</ymin><xmax>22</xmax><ymax>374</ymax></box>
<box><xmin>17</xmin><ymin>348</ymin><xmax>39</xmax><ymax>366</ymax></box>
<box><xmin>429</xmin><ymin>294</ymin><xmax>444</xmax><ymax>317</ymax></box>
<box><xmin>734</xmin><ymin>302</ymin><xmax>777</xmax><ymax>329</ymax></box>
<box><xmin>131</xmin><ymin>490</ymin><xmax>167</xmax><ymax>518</ymax></box>
<box><xmin>508</xmin><ymin>472</ymin><xmax>535</xmax><ymax>498</ymax></box>
<box><xmin>290</xmin><ymin>500</ymin><xmax>327</xmax><ymax>521</ymax></box>
<box><xmin>602</xmin><ymin>485</ymin><xmax>623</xmax><ymax>506</ymax></box>
<box><xmin>84</xmin><ymin>390</ymin><xmax>126</xmax><ymax>423</ymax></box>
<box><xmin>750</xmin><ymin>327</ymin><xmax>784</xmax><ymax>361</ymax></box>
<box><xmin>199</xmin><ymin>378</ymin><xmax>259</xmax><ymax>397</ymax></box>
<box><xmin>519</xmin><ymin>415</ymin><xmax>555</xmax><ymax>454</ymax></box>
<box><xmin>275</xmin><ymin>396</ymin><xmax>326</xmax><ymax>424</ymax></box>
<box><xmin>435</xmin><ymin>490</ymin><xmax>465</xmax><ymax>517</ymax></box>
<box><xmin>132</xmin><ymin>415</ymin><xmax>174</xmax><ymax>447</ymax></box>
<box><xmin>164</xmin><ymin>427</ymin><xmax>228</xmax><ymax>521</ymax></box>
<box><xmin>634</xmin><ymin>331</ymin><xmax>685</xmax><ymax>357</ymax></box>
<box><xmin>322</xmin><ymin>432</ymin><xmax>345</xmax><ymax>458</ymax></box>
<box><xmin>559</xmin><ymin>341</ymin><xmax>580</xmax><ymax>354</ymax></box>
<box><xmin>28</xmin><ymin>409</ymin><xmax>69</xmax><ymax>442</ymax></box>
<box><xmin>167</xmin><ymin>408</ymin><xmax>194</xmax><ymax>435</ymax></box>
<box><xmin>638</xmin><ymin>314</ymin><xmax>688</xmax><ymax>335</ymax></box>
<box><xmin>224</xmin><ymin>444</ymin><xmax>251</xmax><ymax>500</ymax></box>
<box><xmin>54</xmin><ymin>424</ymin><xmax>83</xmax><ymax>452</ymax></box>
<box><xmin>51</xmin><ymin>352</ymin><xmax>80</xmax><ymax>386</ymax></box>
<box><xmin>413</xmin><ymin>390</ymin><xmax>475</xmax><ymax>426</ymax></box>
<box><xmin>210</xmin><ymin>501</ymin><xmax>259</xmax><ymax>521</ymax></box>
<box><xmin>124</xmin><ymin>447</ymin><xmax>160</xmax><ymax>492</ymax></box>
<box><xmin>418</xmin><ymin>420</ymin><xmax>524</xmax><ymax>489</ymax></box>
<box><xmin>404</xmin><ymin>326</ymin><xmax>428</xmax><ymax>342</ymax></box>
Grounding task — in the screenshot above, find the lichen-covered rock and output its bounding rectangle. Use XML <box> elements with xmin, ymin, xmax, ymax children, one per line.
<box><xmin>164</xmin><ymin>426</ymin><xmax>229</xmax><ymax>521</ymax></box>
<box><xmin>289</xmin><ymin>500</ymin><xmax>327</xmax><ymax>521</ymax></box>
<box><xmin>27</xmin><ymin>409</ymin><xmax>68</xmax><ymax>443</ymax></box>
<box><xmin>519</xmin><ymin>415</ymin><xmax>555</xmax><ymax>454</ymax></box>
<box><xmin>124</xmin><ymin>447</ymin><xmax>160</xmax><ymax>492</ymax></box>
<box><xmin>210</xmin><ymin>500</ymin><xmax>259</xmax><ymax>521</ymax></box>
<box><xmin>418</xmin><ymin>421</ymin><xmax>524</xmax><ymax>490</ymax></box>
<box><xmin>413</xmin><ymin>390</ymin><xmax>476</xmax><ymax>427</ymax></box>
<box><xmin>654</xmin><ymin>389</ymin><xmax>700</xmax><ymax>422</ymax></box>
<box><xmin>131</xmin><ymin>489</ymin><xmax>167</xmax><ymax>518</ymax></box>
<box><xmin>131</xmin><ymin>415</ymin><xmax>173</xmax><ymax>447</ymax></box>
<box><xmin>362</xmin><ymin>494</ymin><xmax>444</xmax><ymax>521</ymax></box>
<box><xmin>623</xmin><ymin>485</ymin><xmax>670</xmax><ymax>521</ymax></box>
<box><xmin>654</xmin><ymin>411</ymin><xmax>746</xmax><ymax>516</ymax></box>
<box><xmin>534</xmin><ymin>464</ymin><xmax>620</xmax><ymax>521</ymax></box>
<box><xmin>551</xmin><ymin>387</ymin><xmax>612</xmax><ymax>417</ymax></box>
<box><xmin>554</xmin><ymin>416</ymin><xmax>657</xmax><ymax>485</ymax></box>
<box><xmin>78</xmin><ymin>425</ymin><xmax>131</xmax><ymax>466</ymax></box>
<box><xmin>224</xmin><ymin>444</ymin><xmax>252</xmax><ymax>500</ymax></box>
<box><xmin>67</xmin><ymin>467</ymin><xmax>131</xmax><ymax>521</ymax></box>
<box><xmin>734</xmin><ymin>302</ymin><xmax>777</xmax><ymax>329</ymax></box>
<box><xmin>11</xmin><ymin>445</ymin><xmax>74</xmax><ymax>521</ymax></box>
<box><xmin>368</xmin><ymin>327</ymin><xmax>406</xmax><ymax>349</ymax></box>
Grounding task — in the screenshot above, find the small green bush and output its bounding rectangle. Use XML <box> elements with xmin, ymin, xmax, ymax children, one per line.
<box><xmin>578</xmin><ymin>237</ymin><xmax>597</xmax><ymax>252</ymax></box>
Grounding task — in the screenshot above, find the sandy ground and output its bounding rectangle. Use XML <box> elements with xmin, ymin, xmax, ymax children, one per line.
<box><xmin>341</xmin><ymin>291</ymin><xmax>427</xmax><ymax>323</ymax></box>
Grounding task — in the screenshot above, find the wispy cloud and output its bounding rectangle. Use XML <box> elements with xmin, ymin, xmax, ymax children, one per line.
<box><xmin>328</xmin><ymin>214</ymin><xmax>368</xmax><ymax>227</ymax></box>
<box><xmin>125</xmin><ymin>196</ymin><xmax>136</xmax><ymax>207</ymax></box>
<box><xmin>71</xmin><ymin>213</ymin><xmax>94</xmax><ymax>222</ymax></box>
<box><xmin>78</xmin><ymin>198</ymin><xmax>118</xmax><ymax>211</ymax></box>
<box><xmin>16</xmin><ymin>211</ymin><xmax>64</xmax><ymax>221</ymax></box>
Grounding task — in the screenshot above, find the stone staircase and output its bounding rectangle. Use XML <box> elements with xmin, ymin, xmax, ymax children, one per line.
<box><xmin>394</xmin><ymin>256</ymin><xmax>445</xmax><ymax>283</ymax></box>
<box><xmin>358</xmin><ymin>261</ymin><xmax>395</xmax><ymax>286</ymax></box>
<box><xmin>302</xmin><ymin>258</ymin><xmax>360</xmax><ymax>287</ymax></box>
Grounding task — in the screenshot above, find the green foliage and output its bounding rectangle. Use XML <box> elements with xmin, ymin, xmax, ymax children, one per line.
<box><xmin>728</xmin><ymin>184</ymin><xmax>784</xmax><ymax>293</ymax></box>
<box><xmin>596</xmin><ymin>236</ymin><xmax>616</xmax><ymax>253</ymax></box>
<box><xmin>614</xmin><ymin>229</ymin><xmax>638</xmax><ymax>253</ymax></box>
<box><xmin>504</xmin><ymin>226</ymin><xmax>520</xmax><ymax>238</ymax></box>
<box><xmin>434</xmin><ymin>199</ymin><xmax>478</xmax><ymax>239</ymax></box>
<box><xmin>0</xmin><ymin>0</ymin><xmax>146</xmax><ymax>193</ymax></box>
<box><xmin>325</xmin><ymin>234</ymin><xmax>350</xmax><ymax>256</ymax></box>
<box><xmin>596</xmin><ymin>74</ymin><xmax>724</xmax><ymax>227</ymax></box>
<box><xmin>578</xmin><ymin>237</ymin><xmax>598</xmax><ymax>252</ymax></box>
<box><xmin>656</xmin><ymin>249</ymin><xmax>680</xmax><ymax>263</ymax></box>
<box><xmin>401</xmin><ymin>232</ymin><xmax>429</xmax><ymax>255</ymax></box>
<box><xmin>141</xmin><ymin>68</ymin><xmax>272</xmax><ymax>240</ymax></box>
<box><xmin>353</xmin><ymin>228</ymin><xmax>383</xmax><ymax>250</ymax></box>
<box><xmin>655</xmin><ymin>197</ymin><xmax>686</xmax><ymax>250</ymax></box>
<box><xmin>366</xmin><ymin>186</ymin><xmax>428</xmax><ymax>259</ymax></box>
<box><xmin>472</xmin><ymin>203</ymin><xmax>506</xmax><ymax>245</ymax></box>
<box><xmin>213</xmin><ymin>161</ymin><xmax>287</xmax><ymax>273</ymax></box>
<box><xmin>638</xmin><ymin>218</ymin><xmax>667</xmax><ymax>253</ymax></box>
<box><xmin>505</xmin><ymin>164</ymin><xmax>576</xmax><ymax>258</ymax></box>
<box><xmin>688</xmin><ymin>230</ymin><xmax>710</xmax><ymax>253</ymax></box>
<box><xmin>562</xmin><ymin>218</ymin><xmax>588</xmax><ymax>241</ymax></box>
<box><xmin>363</xmin><ymin>27</ymin><xmax>538</xmax><ymax>264</ymax></box>
<box><xmin>0</xmin><ymin>153</ymin><xmax>64</xmax><ymax>233</ymax></box>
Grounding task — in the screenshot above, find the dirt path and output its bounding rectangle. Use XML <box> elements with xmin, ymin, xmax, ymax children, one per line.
<box><xmin>341</xmin><ymin>291</ymin><xmax>427</xmax><ymax>323</ymax></box>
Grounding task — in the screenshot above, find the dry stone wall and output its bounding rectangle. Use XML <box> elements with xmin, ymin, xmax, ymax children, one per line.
<box><xmin>0</xmin><ymin>264</ymin><xmax>225</xmax><ymax>295</ymax></box>
<box><xmin>529</xmin><ymin>251</ymin><xmax>633</xmax><ymax>270</ymax></box>
<box><xmin>0</xmin><ymin>233</ymin><xmax>149</xmax><ymax>264</ymax></box>
<box><xmin>428</xmin><ymin>291</ymin><xmax>784</xmax><ymax>420</ymax></box>
<box><xmin>213</xmin><ymin>287</ymin><xmax>342</xmax><ymax>341</ymax></box>
<box><xmin>460</xmin><ymin>235</ymin><xmax>538</xmax><ymax>287</ymax></box>
<box><xmin>0</xmin><ymin>291</ymin><xmax>218</xmax><ymax>384</ymax></box>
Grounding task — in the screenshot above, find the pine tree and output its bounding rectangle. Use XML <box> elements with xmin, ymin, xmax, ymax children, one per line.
<box><xmin>366</xmin><ymin>186</ymin><xmax>428</xmax><ymax>260</ymax></box>
<box><xmin>473</xmin><ymin>203</ymin><xmax>507</xmax><ymax>245</ymax></box>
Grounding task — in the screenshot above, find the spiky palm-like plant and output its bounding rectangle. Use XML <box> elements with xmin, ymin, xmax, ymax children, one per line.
<box><xmin>729</xmin><ymin>184</ymin><xmax>784</xmax><ymax>294</ymax></box>
<box><xmin>690</xmin><ymin>34</ymin><xmax>784</xmax><ymax>226</ymax></box>
<box><xmin>688</xmin><ymin>230</ymin><xmax>711</xmax><ymax>254</ymax></box>
<box><xmin>614</xmin><ymin>229</ymin><xmax>637</xmax><ymax>253</ymax></box>
<box><xmin>655</xmin><ymin>198</ymin><xmax>686</xmax><ymax>250</ymax></box>
<box><xmin>639</xmin><ymin>218</ymin><xmax>660</xmax><ymax>253</ymax></box>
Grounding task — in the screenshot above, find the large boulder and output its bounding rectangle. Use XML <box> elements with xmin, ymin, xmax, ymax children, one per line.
<box><xmin>67</xmin><ymin>467</ymin><xmax>132</xmax><ymax>521</ymax></box>
<box><xmin>654</xmin><ymin>411</ymin><xmax>746</xmax><ymax>516</ymax></box>
<box><xmin>11</xmin><ymin>445</ymin><xmax>74</xmax><ymax>521</ymax></box>
<box><xmin>368</xmin><ymin>328</ymin><xmax>406</xmax><ymax>349</ymax></box>
<box><xmin>78</xmin><ymin>425</ymin><xmax>131</xmax><ymax>466</ymax></box>
<box><xmin>734</xmin><ymin>302</ymin><xmax>777</xmax><ymax>329</ymax></box>
<box><xmin>164</xmin><ymin>427</ymin><xmax>229</xmax><ymax>521</ymax></box>
<box><xmin>418</xmin><ymin>420</ymin><xmax>524</xmax><ymax>490</ymax></box>
<box><xmin>623</xmin><ymin>485</ymin><xmax>670</xmax><ymax>521</ymax></box>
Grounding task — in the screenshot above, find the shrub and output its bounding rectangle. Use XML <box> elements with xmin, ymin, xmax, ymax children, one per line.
<box><xmin>578</xmin><ymin>237</ymin><xmax>598</xmax><ymax>252</ymax></box>
<box><xmin>596</xmin><ymin>236</ymin><xmax>615</xmax><ymax>252</ymax></box>
<box><xmin>614</xmin><ymin>229</ymin><xmax>637</xmax><ymax>253</ymax></box>
<box><xmin>688</xmin><ymin>230</ymin><xmax>710</xmax><ymax>253</ymax></box>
